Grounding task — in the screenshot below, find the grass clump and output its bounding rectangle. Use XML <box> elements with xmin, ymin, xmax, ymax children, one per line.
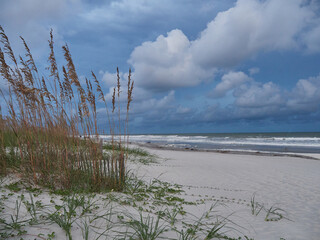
<box><xmin>120</xmin><ymin>211</ymin><xmax>168</xmax><ymax>240</ymax></box>
<box><xmin>264</xmin><ymin>205</ymin><xmax>288</xmax><ymax>222</ymax></box>
<box><xmin>250</xmin><ymin>193</ymin><xmax>263</xmax><ymax>216</ymax></box>
<box><xmin>249</xmin><ymin>194</ymin><xmax>290</xmax><ymax>222</ymax></box>
<box><xmin>47</xmin><ymin>194</ymin><xmax>92</xmax><ymax>240</ymax></box>
<box><xmin>0</xmin><ymin>26</ymin><xmax>134</xmax><ymax>192</ymax></box>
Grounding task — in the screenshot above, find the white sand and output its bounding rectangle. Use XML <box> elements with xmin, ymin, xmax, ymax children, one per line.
<box><xmin>131</xmin><ymin>147</ymin><xmax>320</xmax><ymax>240</ymax></box>
<box><xmin>1</xmin><ymin>147</ymin><xmax>320</xmax><ymax>239</ymax></box>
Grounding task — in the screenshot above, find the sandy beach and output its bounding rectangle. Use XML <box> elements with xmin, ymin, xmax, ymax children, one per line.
<box><xmin>1</xmin><ymin>145</ymin><xmax>320</xmax><ymax>240</ymax></box>
<box><xmin>130</xmin><ymin>145</ymin><xmax>320</xmax><ymax>240</ymax></box>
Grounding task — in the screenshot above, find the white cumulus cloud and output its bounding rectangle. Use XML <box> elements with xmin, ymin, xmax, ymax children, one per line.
<box><xmin>234</xmin><ymin>81</ymin><xmax>285</xmax><ymax>108</ymax></box>
<box><xmin>203</xmin><ymin>71</ymin><xmax>320</xmax><ymax>122</ymax></box>
<box><xmin>210</xmin><ymin>71</ymin><xmax>252</xmax><ymax>98</ymax></box>
<box><xmin>128</xmin><ymin>29</ymin><xmax>214</xmax><ymax>91</ymax></box>
<box><xmin>191</xmin><ymin>0</ymin><xmax>315</xmax><ymax>68</ymax></box>
<box><xmin>288</xmin><ymin>74</ymin><xmax>320</xmax><ymax>111</ymax></box>
<box><xmin>127</xmin><ymin>0</ymin><xmax>320</xmax><ymax>92</ymax></box>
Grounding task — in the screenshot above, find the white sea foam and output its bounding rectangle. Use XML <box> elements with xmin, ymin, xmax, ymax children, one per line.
<box><xmin>99</xmin><ymin>134</ymin><xmax>320</xmax><ymax>152</ymax></box>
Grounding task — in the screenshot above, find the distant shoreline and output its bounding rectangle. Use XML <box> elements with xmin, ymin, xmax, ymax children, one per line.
<box><xmin>129</xmin><ymin>131</ymin><xmax>320</xmax><ymax>135</ymax></box>
<box><xmin>99</xmin><ymin>132</ymin><xmax>320</xmax><ymax>155</ymax></box>
<box><xmin>131</xmin><ymin>141</ymin><xmax>320</xmax><ymax>161</ymax></box>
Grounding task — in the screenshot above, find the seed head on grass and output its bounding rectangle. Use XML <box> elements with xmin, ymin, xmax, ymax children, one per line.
<box><xmin>20</xmin><ymin>36</ymin><xmax>38</xmax><ymax>73</ymax></box>
<box><xmin>112</xmin><ymin>88</ymin><xmax>116</xmax><ymax>113</ymax></box>
<box><xmin>0</xmin><ymin>25</ymin><xmax>17</xmax><ymax>66</ymax></box>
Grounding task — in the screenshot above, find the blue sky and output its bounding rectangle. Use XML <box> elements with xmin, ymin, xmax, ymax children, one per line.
<box><xmin>1</xmin><ymin>0</ymin><xmax>320</xmax><ymax>133</ymax></box>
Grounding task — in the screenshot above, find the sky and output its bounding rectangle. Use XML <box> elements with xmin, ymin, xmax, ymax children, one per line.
<box><xmin>1</xmin><ymin>0</ymin><xmax>320</xmax><ymax>134</ymax></box>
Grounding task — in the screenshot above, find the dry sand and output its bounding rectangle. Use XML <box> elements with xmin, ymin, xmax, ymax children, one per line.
<box><xmin>1</xmin><ymin>146</ymin><xmax>320</xmax><ymax>239</ymax></box>
<box><xmin>131</xmin><ymin>146</ymin><xmax>320</xmax><ymax>240</ymax></box>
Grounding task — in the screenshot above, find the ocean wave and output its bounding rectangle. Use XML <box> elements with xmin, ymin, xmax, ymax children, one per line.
<box><xmin>99</xmin><ymin>134</ymin><xmax>320</xmax><ymax>152</ymax></box>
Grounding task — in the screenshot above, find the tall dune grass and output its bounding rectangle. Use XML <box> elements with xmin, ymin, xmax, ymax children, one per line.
<box><xmin>0</xmin><ymin>26</ymin><xmax>133</xmax><ymax>192</ymax></box>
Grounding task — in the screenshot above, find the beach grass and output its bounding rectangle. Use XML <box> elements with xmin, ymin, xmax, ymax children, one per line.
<box><xmin>0</xmin><ymin>26</ymin><xmax>134</xmax><ymax>192</ymax></box>
<box><xmin>250</xmin><ymin>193</ymin><xmax>264</xmax><ymax>216</ymax></box>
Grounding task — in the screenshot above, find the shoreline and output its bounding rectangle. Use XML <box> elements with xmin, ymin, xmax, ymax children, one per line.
<box><xmin>99</xmin><ymin>132</ymin><xmax>320</xmax><ymax>156</ymax></box>
<box><xmin>132</xmin><ymin>141</ymin><xmax>320</xmax><ymax>161</ymax></box>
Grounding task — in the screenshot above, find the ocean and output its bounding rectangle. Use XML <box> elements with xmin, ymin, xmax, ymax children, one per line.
<box><xmin>100</xmin><ymin>132</ymin><xmax>320</xmax><ymax>154</ymax></box>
